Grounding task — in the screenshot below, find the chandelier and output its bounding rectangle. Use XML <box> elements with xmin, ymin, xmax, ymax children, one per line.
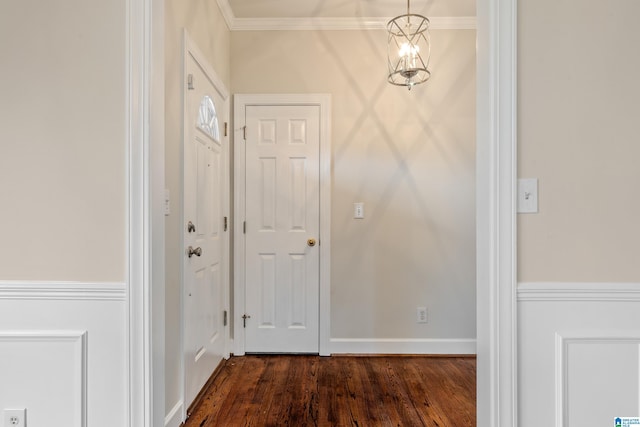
<box><xmin>387</xmin><ymin>0</ymin><xmax>431</xmax><ymax>90</ymax></box>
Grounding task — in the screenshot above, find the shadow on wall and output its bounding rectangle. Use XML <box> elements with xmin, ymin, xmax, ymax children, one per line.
<box><xmin>304</xmin><ymin>29</ymin><xmax>477</xmax><ymax>340</ymax></box>
<box><xmin>228</xmin><ymin>6</ymin><xmax>476</xmax><ymax>341</ymax></box>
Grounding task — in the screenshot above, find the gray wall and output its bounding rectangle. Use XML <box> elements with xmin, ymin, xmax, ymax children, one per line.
<box><xmin>231</xmin><ymin>29</ymin><xmax>477</xmax><ymax>341</ymax></box>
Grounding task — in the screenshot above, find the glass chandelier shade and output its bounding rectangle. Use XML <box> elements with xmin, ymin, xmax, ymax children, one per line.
<box><xmin>387</xmin><ymin>0</ymin><xmax>431</xmax><ymax>90</ymax></box>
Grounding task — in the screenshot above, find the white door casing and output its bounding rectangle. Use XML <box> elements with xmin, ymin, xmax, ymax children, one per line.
<box><xmin>244</xmin><ymin>105</ymin><xmax>320</xmax><ymax>353</ymax></box>
<box><xmin>134</xmin><ymin>2</ymin><xmax>517</xmax><ymax>425</ymax></box>
<box><xmin>234</xmin><ymin>94</ymin><xmax>332</xmax><ymax>356</ymax></box>
<box><xmin>182</xmin><ymin>33</ymin><xmax>230</xmax><ymax>410</ymax></box>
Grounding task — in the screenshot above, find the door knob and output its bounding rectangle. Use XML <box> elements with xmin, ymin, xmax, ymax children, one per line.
<box><xmin>187</xmin><ymin>246</ymin><xmax>202</xmax><ymax>258</ymax></box>
<box><xmin>307</xmin><ymin>238</ymin><xmax>317</xmax><ymax>247</ymax></box>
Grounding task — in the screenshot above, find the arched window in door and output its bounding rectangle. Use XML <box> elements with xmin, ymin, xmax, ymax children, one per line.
<box><xmin>198</xmin><ymin>95</ymin><xmax>220</xmax><ymax>141</ymax></box>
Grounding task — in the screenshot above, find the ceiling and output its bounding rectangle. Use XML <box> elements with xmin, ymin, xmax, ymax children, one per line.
<box><xmin>225</xmin><ymin>0</ymin><xmax>476</xmax><ymax>19</ymax></box>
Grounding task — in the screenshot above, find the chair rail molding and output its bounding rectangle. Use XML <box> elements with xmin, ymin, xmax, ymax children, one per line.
<box><xmin>518</xmin><ymin>282</ymin><xmax>640</xmax><ymax>302</ymax></box>
<box><xmin>0</xmin><ymin>281</ymin><xmax>126</xmax><ymax>301</ymax></box>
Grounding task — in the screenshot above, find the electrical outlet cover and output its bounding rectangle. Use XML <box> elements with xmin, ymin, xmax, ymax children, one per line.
<box><xmin>4</xmin><ymin>409</ymin><xmax>26</xmax><ymax>427</ymax></box>
<box><xmin>417</xmin><ymin>307</ymin><xmax>428</xmax><ymax>324</ymax></box>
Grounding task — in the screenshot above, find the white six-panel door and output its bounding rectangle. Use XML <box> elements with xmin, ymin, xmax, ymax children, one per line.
<box><xmin>182</xmin><ymin>41</ymin><xmax>228</xmax><ymax>409</ymax></box>
<box><xmin>244</xmin><ymin>105</ymin><xmax>321</xmax><ymax>353</ymax></box>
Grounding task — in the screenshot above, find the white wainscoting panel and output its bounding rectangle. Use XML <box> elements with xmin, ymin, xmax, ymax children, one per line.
<box><xmin>0</xmin><ymin>331</ymin><xmax>87</xmax><ymax>427</ymax></box>
<box><xmin>556</xmin><ymin>331</ymin><xmax>640</xmax><ymax>427</ymax></box>
<box><xmin>518</xmin><ymin>282</ymin><xmax>640</xmax><ymax>427</ymax></box>
<box><xmin>0</xmin><ymin>281</ymin><xmax>127</xmax><ymax>427</ymax></box>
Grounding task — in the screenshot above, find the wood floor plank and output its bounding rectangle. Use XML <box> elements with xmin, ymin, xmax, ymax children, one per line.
<box><xmin>318</xmin><ymin>356</ymin><xmax>352</xmax><ymax>426</ymax></box>
<box><xmin>184</xmin><ymin>355</ymin><xmax>476</xmax><ymax>427</ymax></box>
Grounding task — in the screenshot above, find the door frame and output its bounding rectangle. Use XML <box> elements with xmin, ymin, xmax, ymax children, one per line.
<box><xmin>135</xmin><ymin>0</ymin><xmax>518</xmax><ymax>425</ymax></box>
<box><xmin>475</xmin><ymin>0</ymin><xmax>518</xmax><ymax>424</ymax></box>
<box><xmin>233</xmin><ymin>94</ymin><xmax>332</xmax><ymax>356</ymax></box>
<box><xmin>180</xmin><ymin>30</ymin><xmax>231</xmax><ymax>413</ymax></box>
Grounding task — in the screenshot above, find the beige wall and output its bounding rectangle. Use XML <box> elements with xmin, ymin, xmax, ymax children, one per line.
<box><xmin>232</xmin><ymin>29</ymin><xmax>477</xmax><ymax>339</ymax></box>
<box><xmin>164</xmin><ymin>0</ymin><xmax>231</xmax><ymax>412</ymax></box>
<box><xmin>0</xmin><ymin>0</ymin><xmax>126</xmax><ymax>282</ymax></box>
<box><xmin>518</xmin><ymin>0</ymin><xmax>640</xmax><ymax>282</ymax></box>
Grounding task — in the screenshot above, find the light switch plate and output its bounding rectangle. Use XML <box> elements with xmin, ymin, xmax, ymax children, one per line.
<box><xmin>517</xmin><ymin>178</ymin><xmax>538</xmax><ymax>213</ymax></box>
<box><xmin>354</xmin><ymin>202</ymin><xmax>364</xmax><ymax>219</ymax></box>
<box><xmin>164</xmin><ymin>189</ymin><xmax>171</xmax><ymax>216</ymax></box>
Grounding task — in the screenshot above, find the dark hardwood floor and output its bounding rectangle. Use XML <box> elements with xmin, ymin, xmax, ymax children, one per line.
<box><xmin>184</xmin><ymin>355</ymin><xmax>476</xmax><ymax>427</ymax></box>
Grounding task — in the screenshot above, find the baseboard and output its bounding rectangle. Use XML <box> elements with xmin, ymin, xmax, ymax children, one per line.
<box><xmin>164</xmin><ymin>400</ymin><xmax>183</xmax><ymax>427</ymax></box>
<box><xmin>329</xmin><ymin>338</ymin><xmax>476</xmax><ymax>355</ymax></box>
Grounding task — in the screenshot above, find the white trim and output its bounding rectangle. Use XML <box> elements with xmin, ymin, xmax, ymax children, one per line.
<box><xmin>127</xmin><ymin>0</ymin><xmax>163</xmax><ymax>424</ymax></box>
<box><xmin>150</xmin><ymin>0</ymin><xmax>166</xmax><ymax>423</ymax></box>
<box><xmin>475</xmin><ymin>0</ymin><xmax>518</xmax><ymax>425</ymax></box>
<box><xmin>555</xmin><ymin>330</ymin><xmax>640</xmax><ymax>427</ymax></box>
<box><xmin>229</xmin><ymin>16</ymin><xmax>476</xmax><ymax>31</ymax></box>
<box><xmin>215</xmin><ymin>0</ymin><xmax>235</xmax><ymax>30</ymax></box>
<box><xmin>232</xmin><ymin>95</ymin><xmax>246</xmax><ymax>357</ymax></box>
<box><xmin>318</xmin><ymin>97</ymin><xmax>332</xmax><ymax>357</ymax></box>
<box><xmin>164</xmin><ymin>400</ymin><xmax>183</xmax><ymax>427</ymax></box>
<box><xmin>214</xmin><ymin>0</ymin><xmax>474</xmax><ymax>31</ymax></box>
<box><xmin>0</xmin><ymin>281</ymin><xmax>126</xmax><ymax>301</ymax></box>
<box><xmin>518</xmin><ymin>282</ymin><xmax>640</xmax><ymax>302</ymax></box>
<box><xmin>330</xmin><ymin>338</ymin><xmax>476</xmax><ymax>355</ymax></box>
<box><xmin>233</xmin><ymin>94</ymin><xmax>332</xmax><ymax>357</ymax></box>
<box><xmin>0</xmin><ymin>331</ymin><xmax>88</xmax><ymax>426</ymax></box>
<box><xmin>183</xmin><ymin>30</ymin><xmax>230</xmax><ymax>101</ymax></box>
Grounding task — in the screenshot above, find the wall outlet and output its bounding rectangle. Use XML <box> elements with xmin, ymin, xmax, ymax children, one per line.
<box><xmin>4</xmin><ymin>409</ymin><xmax>26</xmax><ymax>427</ymax></box>
<box><xmin>417</xmin><ymin>307</ymin><xmax>428</xmax><ymax>324</ymax></box>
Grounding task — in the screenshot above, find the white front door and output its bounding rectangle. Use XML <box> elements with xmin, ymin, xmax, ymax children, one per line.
<box><xmin>183</xmin><ymin>42</ymin><xmax>228</xmax><ymax>407</ymax></box>
<box><xmin>243</xmin><ymin>104</ymin><xmax>321</xmax><ymax>353</ymax></box>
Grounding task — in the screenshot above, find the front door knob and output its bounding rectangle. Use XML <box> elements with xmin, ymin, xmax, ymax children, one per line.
<box><xmin>307</xmin><ymin>238</ymin><xmax>317</xmax><ymax>247</ymax></box>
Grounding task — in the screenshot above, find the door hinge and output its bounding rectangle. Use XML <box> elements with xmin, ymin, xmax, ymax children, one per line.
<box><xmin>224</xmin><ymin>122</ymin><xmax>228</xmax><ymax>137</ymax></box>
<box><xmin>223</xmin><ymin>310</ymin><xmax>228</xmax><ymax>326</ymax></box>
<box><xmin>187</xmin><ymin>74</ymin><xmax>194</xmax><ymax>90</ymax></box>
<box><xmin>242</xmin><ymin>313</ymin><xmax>251</xmax><ymax>328</ymax></box>
<box><xmin>243</xmin><ymin>221</ymin><xmax>246</xmax><ymax>234</ymax></box>
<box><xmin>243</xmin><ymin>125</ymin><xmax>246</xmax><ymax>140</ymax></box>
<box><xmin>224</xmin><ymin>216</ymin><xmax>228</xmax><ymax>232</ymax></box>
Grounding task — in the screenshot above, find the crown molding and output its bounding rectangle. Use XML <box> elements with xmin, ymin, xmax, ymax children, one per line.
<box><xmin>217</xmin><ymin>0</ymin><xmax>235</xmax><ymax>30</ymax></box>
<box><xmin>232</xmin><ymin>16</ymin><xmax>476</xmax><ymax>31</ymax></box>
<box><xmin>216</xmin><ymin>0</ymin><xmax>475</xmax><ymax>31</ymax></box>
